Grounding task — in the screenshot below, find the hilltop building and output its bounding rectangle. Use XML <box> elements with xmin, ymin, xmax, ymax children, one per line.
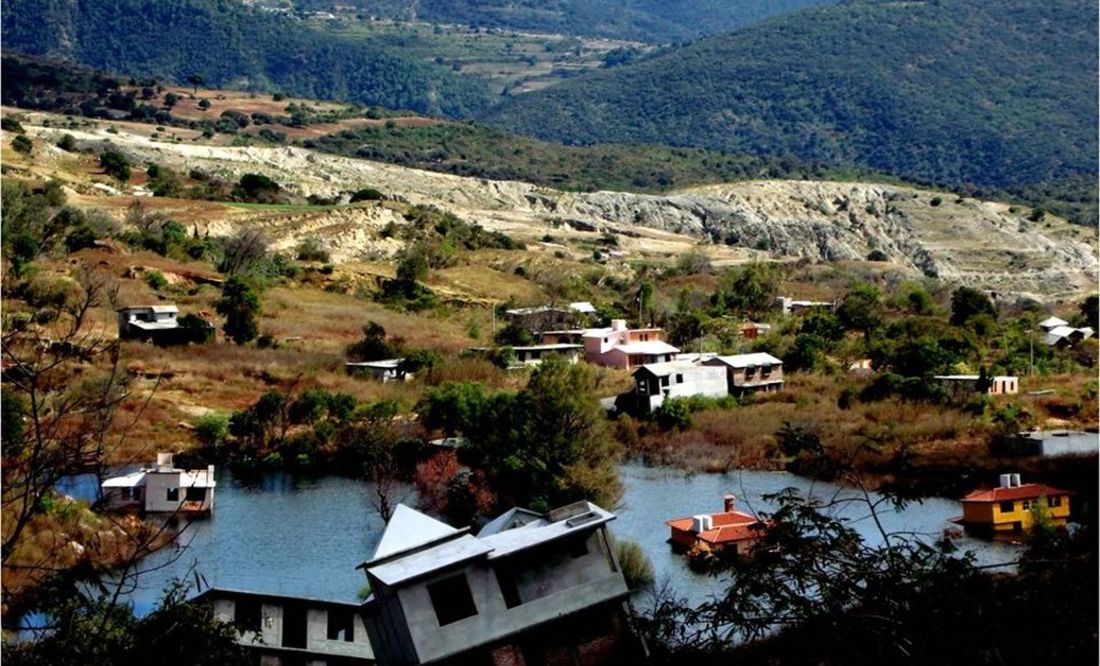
<box><xmin>198</xmin><ymin>588</ymin><xmax>375</xmax><ymax>666</ymax></box>
<box><xmin>1008</xmin><ymin>430</ymin><xmax>1100</xmax><ymax>458</ymax></box>
<box><xmin>665</xmin><ymin>495</ymin><xmax>766</xmax><ymax>556</ymax></box>
<box><xmin>1041</xmin><ymin>325</ymin><xmax>1094</xmax><ymax>349</ymax></box>
<box><xmin>360</xmin><ymin>502</ymin><xmax>644</xmax><ymax>666</ymax></box>
<box><xmin>934</xmin><ymin>374</ymin><xmax>1018</xmax><ymax>397</ymax></box>
<box><xmin>504</xmin><ymin>302</ymin><xmax>596</xmax><ymax>333</ymax></box>
<box><xmin>347</xmin><ymin>359</ymin><xmax>413</xmax><ymax>383</ymax></box>
<box><xmin>778</xmin><ymin>297</ymin><xmax>834</xmax><ymax>314</ymax></box>
<box><xmin>583</xmin><ymin>320</ymin><xmax>679</xmax><ymax>369</ymax></box>
<box><xmin>100</xmin><ymin>453</ymin><xmax>216</xmax><ymax>515</ymax></box>
<box><xmin>117</xmin><ymin>304</ymin><xmax>214</xmax><ymax>345</ymax></box>
<box><xmin>957</xmin><ymin>474</ymin><xmax>1071</xmax><ymax>535</ymax></box>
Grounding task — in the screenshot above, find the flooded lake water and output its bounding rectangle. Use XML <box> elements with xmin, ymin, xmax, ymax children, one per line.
<box><xmin>66</xmin><ymin>464</ymin><xmax>1021</xmax><ymax>615</ymax></box>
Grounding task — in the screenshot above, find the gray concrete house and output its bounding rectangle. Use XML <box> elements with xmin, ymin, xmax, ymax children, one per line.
<box><xmin>197</xmin><ymin>588</ymin><xmax>375</xmax><ymax>665</ymax></box>
<box><xmin>631</xmin><ymin>361</ymin><xmax>728</xmax><ymax>412</ymax></box>
<box><xmin>360</xmin><ymin>502</ymin><xmax>644</xmax><ymax>666</ymax></box>
<box><xmin>703</xmin><ymin>353</ymin><xmax>785</xmax><ymax>396</ymax></box>
<box><xmin>933</xmin><ymin>374</ymin><xmax>1018</xmax><ymax>397</ymax></box>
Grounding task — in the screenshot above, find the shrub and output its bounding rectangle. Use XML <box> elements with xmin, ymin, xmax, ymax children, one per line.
<box><xmin>350</xmin><ymin>187</ymin><xmax>384</xmax><ymax>202</ymax></box>
<box><xmin>99</xmin><ymin>150</ymin><xmax>131</xmax><ymax>182</ymax></box>
<box><xmin>866</xmin><ymin>249</ymin><xmax>889</xmax><ymax>262</ymax></box>
<box><xmin>11</xmin><ymin>134</ymin><xmax>33</xmax><ymax>154</ymax></box>
<box><xmin>193</xmin><ymin>412</ymin><xmax>229</xmax><ymax>448</ymax></box>
<box><xmin>616</xmin><ymin>540</ymin><xmax>655</xmax><ymax>590</ymax></box>
<box><xmin>654</xmin><ymin>397</ymin><xmax>693</xmax><ymax>431</ymax></box>
<box><xmin>295</xmin><ymin>237</ymin><xmax>330</xmax><ymax>262</ymax></box>
<box><xmin>56</xmin><ymin>134</ymin><xmax>77</xmax><ymax>152</ymax></box>
<box><xmin>930</xmin><ymin>196</ymin><xmax>943</xmax><ymax>206</ymax></box>
<box><xmin>145</xmin><ymin>270</ymin><xmax>168</xmax><ymax>290</ymax></box>
<box><xmin>1</xmin><ymin>116</ymin><xmax>25</xmax><ymax>132</ymax></box>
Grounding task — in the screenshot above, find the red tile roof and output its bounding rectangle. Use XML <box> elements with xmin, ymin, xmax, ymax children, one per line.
<box><xmin>961</xmin><ymin>483</ymin><xmax>1071</xmax><ymax>503</ymax></box>
<box><xmin>666</xmin><ymin>510</ymin><xmax>766</xmax><ymax>544</ymax></box>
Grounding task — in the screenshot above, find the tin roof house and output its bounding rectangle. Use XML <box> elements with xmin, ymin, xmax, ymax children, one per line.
<box><xmin>100</xmin><ymin>452</ymin><xmax>216</xmax><ymax>515</ymax></box>
<box><xmin>703</xmin><ymin>352</ymin><xmax>784</xmax><ymax>396</ymax></box>
<box><xmin>360</xmin><ymin>501</ymin><xmax>644</xmax><ymax>666</ymax></box>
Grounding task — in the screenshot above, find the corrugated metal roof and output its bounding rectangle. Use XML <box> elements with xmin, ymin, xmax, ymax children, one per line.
<box><xmin>706</xmin><ymin>352</ymin><xmax>782</xmax><ymax>368</ymax></box>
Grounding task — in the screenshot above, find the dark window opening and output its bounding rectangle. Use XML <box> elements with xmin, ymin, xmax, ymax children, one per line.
<box><xmin>568</xmin><ymin>536</ymin><xmax>589</xmax><ymax>559</ymax></box>
<box><xmin>675</xmin><ymin>374</ymin><xmax>683</xmax><ymax>384</ymax></box>
<box><xmin>234</xmin><ymin>598</ymin><xmax>262</xmax><ymax>633</ymax></box>
<box><xmin>495</xmin><ymin>567</ymin><xmax>522</xmax><ymax>609</ymax></box>
<box><xmin>428</xmin><ymin>574</ymin><xmax>478</xmax><ymax>626</ymax></box>
<box><xmin>283</xmin><ymin>603</ymin><xmax>308</xmax><ymax>649</ymax></box>
<box><xmin>166</xmin><ymin>487</ymin><xmax>179</xmax><ymax>502</ymax></box>
<box><xmin>185</xmin><ymin>487</ymin><xmax>205</xmax><ymax>502</ymax></box>
<box><xmin>327</xmin><ymin>608</ymin><xmax>354</xmax><ymax>642</ymax></box>
<box><xmin>1048</xmin><ymin>496</ymin><xmax>1062</xmax><ymax>507</ymax></box>
<box><xmin>998</xmin><ymin>501</ymin><xmax>1014</xmax><ymax>513</ymax></box>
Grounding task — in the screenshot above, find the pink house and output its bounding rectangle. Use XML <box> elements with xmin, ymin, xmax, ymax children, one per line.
<box><xmin>583</xmin><ymin>319</ymin><xmax>680</xmax><ymax>369</ymax></box>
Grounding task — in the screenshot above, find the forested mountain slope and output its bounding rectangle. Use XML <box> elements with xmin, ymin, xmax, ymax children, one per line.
<box><xmin>292</xmin><ymin>0</ymin><xmax>837</xmax><ymax>42</ymax></box>
<box><xmin>484</xmin><ymin>0</ymin><xmax>1098</xmax><ymax>194</ymax></box>
<box><xmin>0</xmin><ymin>0</ymin><xmax>491</xmax><ymax>117</ymax></box>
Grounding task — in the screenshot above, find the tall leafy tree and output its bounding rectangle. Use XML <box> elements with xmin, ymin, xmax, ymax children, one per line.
<box><xmin>216</xmin><ymin>276</ymin><xmax>261</xmax><ymax>345</ymax></box>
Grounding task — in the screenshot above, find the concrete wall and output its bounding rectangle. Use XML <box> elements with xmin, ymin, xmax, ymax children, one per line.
<box><xmin>213</xmin><ymin>596</ymin><xmax>374</xmax><ymax>663</ymax></box>
<box><xmin>143</xmin><ymin>472</ymin><xmax>183</xmax><ymax>513</ymax></box>
<box><xmin>635</xmin><ymin>366</ymin><xmax>728</xmax><ymax>410</ymax></box>
<box><xmin>1034</xmin><ymin>431</ymin><xmax>1100</xmax><ymax>457</ymax></box>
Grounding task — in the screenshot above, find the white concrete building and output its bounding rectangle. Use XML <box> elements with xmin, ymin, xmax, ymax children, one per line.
<box><xmin>582</xmin><ymin>320</ymin><xmax>679</xmax><ymax>369</ymax></box>
<box><xmin>778</xmin><ymin>297</ymin><xmax>834</xmax><ymax>314</ymax></box>
<box><xmin>933</xmin><ymin>374</ymin><xmax>1018</xmax><ymax>397</ymax></box>
<box><xmin>1040</xmin><ymin>325</ymin><xmax>1094</xmax><ymax>348</ymax></box>
<box><xmin>346</xmin><ymin>358</ymin><xmax>413</xmax><ymax>382</ymax></box>
<box><xmin>510</xmin><ymin>343</ymin><xmax>583</xmax><ymax>367</ymax></box>
<box><xmin>199</xmin><ymin>588</ymin><xmax>374</xmax><ymax>665</ymax></box>
<box><xmin>632</xmin><ymin>361</ymin><xmax>728</xmax><ymax>411</ymax></box>
<box><xmin>1012</xmin><ymin>430</ymin><xmax>1100</xmax><ymax>457</ymax></box>
<box><xmin>361</xmin><ymin>502</ymin><xmax>642</xmax><ymax>666</ymax></box>
<box><xmin>101</xmin><ymin>453</ymin><xmax>215</xmax><ymax>515</ymax></box>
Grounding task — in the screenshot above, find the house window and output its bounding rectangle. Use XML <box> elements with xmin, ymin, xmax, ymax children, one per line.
<box><xmin>1048</xmin><ymin>496</ymin><xmax>1062</xmax><ymax>508</ymax></box>
<box><xmin>327</xmin><ymin>608</ymin><xmax>354</xmax><ymax>642</ymax></box>
<box><xmin>166</xmin><ymin>487</ymin><xmax>179</xmax><ymax>502</ymax></box>
<box><xmin>998</xmin><ymin>501</ymin><xmax>1014</xmax><ymax>513</ymax></box>
<box><xmin>185</xmin><ymin>487</ymin><xmax>205</xmax><ymax>502</ymax></box>
<box><xmin>234</xmin><ymin>598</ymin><xmax>262</xmax><ymax>633</ymax></box>
<box><xmin>1021</xmin><ymin>500</ymin><xmax>1032</xmax><ymax>510</ymax></box>
<box><xmin>660</xmin><ymin>377</ymin><xmax>670</xmax><ymax>387</ymax></box>
<box><xmin>427</xmin><ymin>574</ymin><xmax>478</xmax><ymax>626</ymax></box>
<box><xmin>675</xmin><ymin>374</ymin><xmax>683</xmax><ymax>384</ymax></box>
<box><xmin>495</xmin><ymin>567</ymin><xmax>522</xmax><ymax>609</ymax></box>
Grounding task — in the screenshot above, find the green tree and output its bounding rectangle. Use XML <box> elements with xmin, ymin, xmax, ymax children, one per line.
<box><xmin>11</xmin><ymin>133</ymin><xmax>33</xmax><ymax>154</ymax></box>
<box><xmin>950</xmin><ymin>286</ymin><xmax>996</xmax><ymax>326</ymax></box>
<box><xmin>216</xmin><ymin>276</ymin><xmax>261</xmax><ymax>344</ymax></box>
<box><xmin>1080</xmin><ymin>294</ymin><xmax>1098</xmax><ymax>329</ymax></box>
<box><xmin>99</xmin><ymin>150</ymin><xmax>131</xmax><ymax>182</ymax></box>
<box><xmin>713</xmin><ymin>263</ymin><xmax>780</xmax><ymax>318</ymax></box>
<box><xmin>837</xmin><ymin>283</ymin><xmax>883</xmax><ymax>341</ymax></box>
<box><xmin>396</xmin><ymin>243</ymin><xmax>429</xmax><ymax>283</ymax></box>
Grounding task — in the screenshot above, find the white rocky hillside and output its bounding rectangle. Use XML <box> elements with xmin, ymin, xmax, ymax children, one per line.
<box><xmin>21</xmin><ymin>121</ymin><xmax>1099</xmax><ymax>299</ymax></box>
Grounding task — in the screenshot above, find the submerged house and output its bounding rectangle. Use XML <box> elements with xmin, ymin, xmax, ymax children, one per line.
<box><xmin>957</xmin><ymin>474</ymin><xmax>1071</xmax><ymax>535</ymax></box>
<box><xmin>360</xmin><ymin>502</ymin><xmax>644</xmax><ymax>666</ymax></box>
<box><xmin>703</xmin><ymin>353</ymin><xmax>784</xmax><ymax>396</ymax></box>
<box><xmin>666</xmin><ymin>495</ymin><xmax>766</xmax><ymax>556</ymax></box>
<box><xmin>198</xmin><ymin>588</ymin><xmax>375</xmax><ymax>666</ymax></box>
<box><xmin>631</xmin><ymin>361</ymin><xmax>727</xmax><ymax>412</ymax></box>
<box><xmin>100</xmin><ymin>453</ymin><xmax>216</xmax><ymax>515</ymax></box>
<box><xmin>117</xmin><ymin>304</ymin><xmax>213</xmax><ymax>345</ymax></box>
<box><xmin>583</xmin><ymin>319</ymin><xmax>679</xmax><ymax>369</ymax></box>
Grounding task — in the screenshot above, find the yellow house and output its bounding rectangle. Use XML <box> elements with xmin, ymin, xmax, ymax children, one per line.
<box><xmin>959</xmin><ymin>474</ymin><xmax>1071</xmax><ymax>534</ymax></box>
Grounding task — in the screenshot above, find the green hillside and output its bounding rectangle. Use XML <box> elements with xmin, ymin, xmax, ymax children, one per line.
<box><xmin>292</xmin><ymin>0</ymin><xmax>837</xmax><ymax>42</ymax></box>
<box><xmin>0</xmin><ymin>0</ymin><xmax>491</xmax><ymax>117</ymax></box>
<box><xmin>484</xmin><ymin>0</ymin><xmax>1098</xmax><ymax>196</ymax></box>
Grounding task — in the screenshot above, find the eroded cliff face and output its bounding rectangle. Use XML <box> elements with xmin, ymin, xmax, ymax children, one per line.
<box><xmin>28</xmin><ymin>124</ymin><xmax>1099</xmax><ymax>298</ymax></box>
